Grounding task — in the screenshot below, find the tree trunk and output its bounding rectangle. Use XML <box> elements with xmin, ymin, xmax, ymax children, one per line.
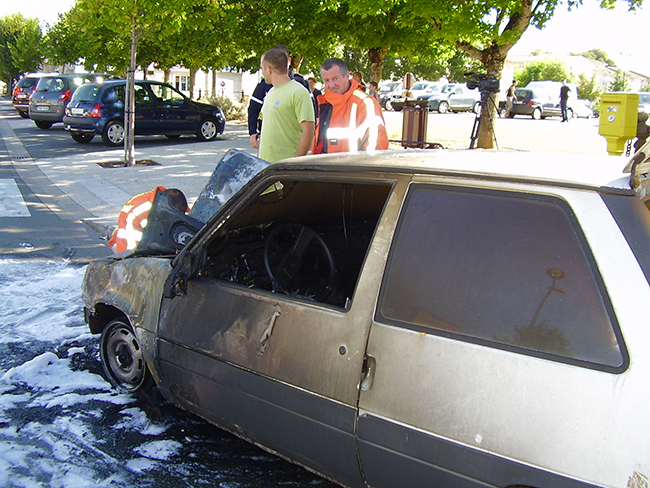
<box><xmin>124</xmin><ymin>25</ymin><xmax>137</xmax><ymax>167</ymax></box>
<box><xmin>189</xmin><ymin>67</ymin><xmax>197</xmax><ymax>100</ymax></box>
<box><xmin>211</xmin><ymin>69</ymin><xmax>217</xmax><ymax>97</ymax></box>
<box><xmin>368</xmin><ymin>46</ymin><xmax>388</xmax><ymax>84</ymax></box>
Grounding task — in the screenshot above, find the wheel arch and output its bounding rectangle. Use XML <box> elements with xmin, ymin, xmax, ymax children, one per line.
<box><xmin>86</xmin><ymin>302</ymin><xmax>129</xmax><ymax>335</ymax></box>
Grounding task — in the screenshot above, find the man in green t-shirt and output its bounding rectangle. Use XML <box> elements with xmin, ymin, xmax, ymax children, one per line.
<box><xmin>258</xmin><ymin>48</ymin><xmax>315</xmax><ymax>163</ymax></box>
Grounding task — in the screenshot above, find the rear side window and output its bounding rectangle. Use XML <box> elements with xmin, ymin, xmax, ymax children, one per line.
<box><xmin>37</xmin><ymin>77</ymin><xmax>65</xmax><ymax>92</ymax></box>
<box><xmin>102</xmin><ymin>86</ymin><xmax>125</xmax><ymax>104</ymax></box>
<box><xmin>16</xmin><ymin>77</ymin><xmax>39</xmax><ymax>89</ymax></box>
<box><xmin>377</xmin><ymin>186</ymin><xmax>626</xmax><ymax>371</ymax></box>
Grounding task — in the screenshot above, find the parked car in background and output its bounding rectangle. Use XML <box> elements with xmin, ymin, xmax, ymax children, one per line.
<box><xmin>29</xmin><ymin>73</ymin><xmax>118</xmax><ymax>129</ymax></box>
<box><xmin>426</xmin><ymin>83</ymin><xmax>460</xmax><ymax>112</ymax></box>
<box><xmin>572</xmin><ymin>99</ymin><xmax>597</xmax><ymax>118</ymax></box>
<box><xmin>638</xmin><ymin>92</ymin><xmax>650</xmax><ymax>114</ymax></box>
<box><xmin>379</xmin><ymin>81</ymin><xmax>403</xmax><ymax>110</ymax></box>
<box><xmin>12</xmin><ymin>73</ymin><xmax>48</xmax><ymax>118</ymax></box>
<box><xmin>63</xmin><ymin>80</ymin><xmax>226</xmax><ymax>146</ymax></box>
<box><xmin>508</xmin><ymin>87</ymin><xmax>567</xmax><ymax>119</ymax></box>
<box><xmin>445</xmin><ymin>84</ymin><xmax>482</xmax><ymax>113</ymax></box>
<box><xmin>83</xmin><ymin>147</ymin><xmax>650</xmax><ymax>488</ymax></box>
<box><xmin>389</xmin><ymin>81</ymin><xmax>443</xmax><ymax>111</ymax></box>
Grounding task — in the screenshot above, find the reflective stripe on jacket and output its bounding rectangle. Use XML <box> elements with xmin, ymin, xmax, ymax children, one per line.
<box><xmin>312</xmin><ymin>79</ymin><xmax>389</xmax><ymax>154</ymax></box>
<box><xmin>108</xmin><ymin>186</ymin><xmax>167</xmax><ymax>253</ymax></box>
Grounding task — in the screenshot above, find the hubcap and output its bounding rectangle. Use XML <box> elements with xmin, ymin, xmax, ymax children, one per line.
<box><xmin>201</xmin><ymin>120</ymin><xmax>217</xmax><ymax>139</ymax></box>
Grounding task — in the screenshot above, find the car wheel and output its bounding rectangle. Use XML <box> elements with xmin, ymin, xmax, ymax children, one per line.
<box><xmin>34</xmin><ymin>120</ymin><xmax>53</xmax><ymax>129</ymax></box>
<box><xmin>568</xmin><ymin>109</ymin><xmax>575</xmax><ymax>119</ymax></box>
<box><xmin>100</xmin><ymin>318</ymin><xmax>150</xmax><ymax>393</ymax></box>
<box><xmin>438</xmin><ymin>101</ymin><xmax>449</xmax><ymax>114</ymax></box>
<box><xmin>532</xmin><ymin>107</ymin><xmax>542</xmax><ymax>120</ymax></box>
<box><xmin>472</xmin><ymin>102</ymin><xmax>481</xmax><ymax>114</ymax></box>
<box><xmin>197</xmin><ymin>118</ymin><xmax>218</xmax><ymax>141</ymax></box>
<box><xmin>385</xmin><ymin>99</ymin><xmax>394</xmax><ymax>111</ymax></box>
<box><xmin>102</xmin><ymin>120</ymin><xmax>124</xmax><ymax>146</ymax></box>
<box><xmin>18</xmin><ymin>110</ymin><xmax>29</xmax><ymax>119</ymax></box>
<box><xmin>71</xmin><ymin>132</ymin><xmax>94</xmax><ymax>143</ymax></box>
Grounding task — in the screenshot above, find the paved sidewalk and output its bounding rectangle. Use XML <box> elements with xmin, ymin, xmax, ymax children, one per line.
<box><xmin>1</xmin><ymin>98</ymin><xmax>257</xmax><ymax>238</ymax></box>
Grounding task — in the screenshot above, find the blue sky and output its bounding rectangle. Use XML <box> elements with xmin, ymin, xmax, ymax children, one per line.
<box><xmin>3</xmin><ymin>0</ymin><xmax>649</xmax><ymax>75</ymax></box>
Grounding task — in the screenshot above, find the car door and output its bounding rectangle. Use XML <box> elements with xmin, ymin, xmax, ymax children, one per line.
<box><xmin>133</xmin><ymin>84</ymin><xmax>160</xmax><ymax>134</ymax></box>
<box><xmin>357</xmin><ymin>180</ymin><xmax>637</xmax><ymax>487</ymax></box>
<box><xmin>149</xmin><ymin>82</ymin><xmax>198</xmax><ymax>133</ymax></box>
<box><xmin>156</xmin><ymin>173</ymin><xmax>396</xmax><ymax>487</ymax></box>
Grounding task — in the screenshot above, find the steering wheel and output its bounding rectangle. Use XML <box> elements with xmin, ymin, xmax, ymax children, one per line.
<box><xmin>264</xmin><ymin>223</ymin><xmax>336</xmax><ymax>301</ymax></box>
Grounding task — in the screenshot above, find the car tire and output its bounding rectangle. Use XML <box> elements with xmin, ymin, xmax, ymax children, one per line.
<box><xmin>568</xmin><ymin>109</ymin><xmax>575</xmax><ymax>119</ymax></box>
<box><xmin>34</xmin><ymin>120</ymin><xmax>53</xmax><ymax>129</ymax></box>
<box><xmin>71</xmin><ymin>133</ymin><xmax>94</xmax><ymax>143</ymax></box>
<box><xmin>100</xmin><ymin>318</ymin><xmax>150</xmax><ymax>393</ymax></box>
<box><xmin>472</xmin><ymin>102</ymin><xmax>481</xmax><ymax>114</ymax></box>
<box><xmin>385</xmin><ymin>99</ymin><xmax>394</xmax><ymax>111</ymax></box>
<box><xmin>102</xmin><ymin>120</ymin><xmax>124</xmax><ymax>146</ymax></box>
<box><xmin>196</xmin><ymin>118</ymin><xmax>218</xmax><ymax>141</ymax></box>
<box><xmin>438</xmin><ymin>101</ymin><xmax>449</xmax><ymax>114</ymax></box>
<box><xmin>532</xmin><ymin>107</ymin><xmax>542</xmax><ymax>120</ymax></box>
<box><xmin>18</xmin><ymin>110</ymin><xmax>29</xmax><ymax>119</ymax></box>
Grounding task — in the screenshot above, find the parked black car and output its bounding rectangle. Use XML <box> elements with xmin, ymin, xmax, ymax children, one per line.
<box><xmin>29</xmin><ymin>73</ymin><xmax>118</xmax><ymax>129</ymax></box>
<box><xmin>508</xmin><ymin>87</ymin><xmax>567</xmax><ymax>119</ymax></box>
<box><xmin>11</xmin><ymin>73</ymin><xmax>46</xmax><ymax>118</ymax></box>
<box><xmin>63</xmin><ymin>80</ymin><xmax>226</xmax><ymax>146</ymax></box>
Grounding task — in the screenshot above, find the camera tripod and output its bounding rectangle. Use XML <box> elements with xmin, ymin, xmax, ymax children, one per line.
<box><xmin>469</xmin><ymin>91</ymin><xmax>499</xmax><ymax>149</ymax></box>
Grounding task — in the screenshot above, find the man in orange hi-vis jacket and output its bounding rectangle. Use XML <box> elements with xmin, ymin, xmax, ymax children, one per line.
<box><xmin>108</xmin><ymin>187</ymin><xmax>188</xmax><ymax>253</ymax></box>
<box><xmin>312</xmin><ymin>58</ymin><xmax>389</xmax><ymax>155</ymax></box>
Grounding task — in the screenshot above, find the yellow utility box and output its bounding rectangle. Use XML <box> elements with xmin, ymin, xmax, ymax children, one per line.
<box><xmin>599</xmin><ymin>92</ymin><xmax>639</xmax><ymax>155</ymax></box>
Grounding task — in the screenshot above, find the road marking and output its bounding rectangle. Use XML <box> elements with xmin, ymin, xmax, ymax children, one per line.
<box><xmin>0</xmin><ymin>179</ymin><xmax>31</xmax><ymax>217</ymax></box>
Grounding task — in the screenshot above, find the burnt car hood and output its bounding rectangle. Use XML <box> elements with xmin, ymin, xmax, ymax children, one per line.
<box><xmin>137</xmin><ymin>149</ymin><xmax>270</xmax><ymax>256</ymax></box>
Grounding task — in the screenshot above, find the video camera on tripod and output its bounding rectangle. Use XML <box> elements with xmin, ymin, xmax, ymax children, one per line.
<box><xmin>464</xmin><ymin>73</ymin><xmax>500</xmax><ymax>149</ymax></box>
<box><xmin>465</xmin><ymin>72</ymin><xmax>500</xmax><ymax>94</ymax></box>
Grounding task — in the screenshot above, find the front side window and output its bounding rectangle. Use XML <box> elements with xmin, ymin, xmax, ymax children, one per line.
<box><xmin>150</xmin><ymin>84</ymin><xmax>185</xmax><ymax>105</ymax></box>
<box><xmin>377</xmin><ymin>186</ymin><xmax>626</xmax><ymax>371</ymax></box>
<box><xmin>200</xmin><ymin>179</ymin><xmax>392</xmax><ymax>308</ymax></box>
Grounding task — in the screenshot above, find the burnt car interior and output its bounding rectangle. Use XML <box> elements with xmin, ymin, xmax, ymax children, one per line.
<box><xmin>200</xmin><ymin>179</ymin><xmax>393</xmax><ymax>308</ymax></box>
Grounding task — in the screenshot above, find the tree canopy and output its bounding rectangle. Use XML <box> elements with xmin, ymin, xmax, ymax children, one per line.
<box><xmin>21</xmin><ymin>0</ymin><xmax>647</xmax><ymax>150</ymax></box>
<box><xmin>0</xmin><ymin>14</ymin><xmax>43</xmax><ymax>88</ymax></box>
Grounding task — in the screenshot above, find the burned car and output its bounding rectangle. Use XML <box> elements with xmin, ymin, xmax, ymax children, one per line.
<box><xmin>82</xmin><ymin>148</ymin><xmax>650</xmax><ymax>488</ymax></box>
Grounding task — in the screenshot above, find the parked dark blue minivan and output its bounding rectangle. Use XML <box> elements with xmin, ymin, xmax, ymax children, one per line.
<box><xmin>63</xmin><ymin>80</ymin><xmax>226</xmax><ymax>146</ymax></box>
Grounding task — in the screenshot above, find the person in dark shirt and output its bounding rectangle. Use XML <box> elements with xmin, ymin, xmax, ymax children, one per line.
<box><xmin>560</xmin><ymin>81</ymin><xmax>571</xmax><ymax>122</ymax></box>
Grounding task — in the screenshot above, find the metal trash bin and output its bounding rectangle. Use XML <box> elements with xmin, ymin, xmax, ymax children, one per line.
<box><xmin>401</xmin><ymin>100</ymin><xmax>429</xmax><ymax>148</ymax></box>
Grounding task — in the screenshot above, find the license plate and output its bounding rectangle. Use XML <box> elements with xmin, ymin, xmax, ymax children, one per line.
<box><xmin>36</xmin><ymin>106</ymin><xmax>49</xmax><ymax>111</ymax></box>
<box><xmin>16</xmin><ymin>94</ymin><xmax>26</xmax><ymax>99</ymax></box>
<box><xmin>70</xmin><ymin>107</ymin><xmax>84</xmax><ymax>115</ymax></box>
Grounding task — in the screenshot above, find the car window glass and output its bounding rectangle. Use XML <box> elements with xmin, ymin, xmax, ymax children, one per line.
<box><xmin>71</xmin><ymin>84</ymin><xmax>100</xmax><ymax>102</ymax></box>
<box><xmin>149</xmin><ymin>84</ymin><xmax>185</xmax><ymax>105</ymax></box>
<box><xmin>200</xmin><ymin>179</ymin><xmax>392</xmax><ymax>308</ymax></box>
<box><xmin>377</xmin><ymin>186</ymin><xmax>625</xmax><ymax>370</ymax></box>
<box><xmin>102</xmin><ymin>86</ymin><xmax>124</xmax><ymax>104</ymax></box>
<box><xmin>134</xmin><ymin>85</ymin><xmax>151</xmax><ymax>103</ymax></box>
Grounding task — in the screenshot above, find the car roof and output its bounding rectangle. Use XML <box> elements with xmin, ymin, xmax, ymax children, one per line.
<box><xmin>271</xmin><ymin>150</ymin><xmax>632</xmax><ymax>192</ymax></box>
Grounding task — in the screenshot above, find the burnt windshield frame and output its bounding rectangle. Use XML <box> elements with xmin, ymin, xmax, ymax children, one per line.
<box><xmin>375</xmin><ymin>184</ymin><xmax>629</xmax><ymax>374</ymax></box>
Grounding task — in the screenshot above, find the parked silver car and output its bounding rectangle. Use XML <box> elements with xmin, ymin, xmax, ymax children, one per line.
<box><xmin>29</xmin><ymin>73</ymin><xmax>117</xmax><ymax>129</ymax></box>
<box><xmin>82</xmin><ymin>148</ymin><xmax>650</xmax><ymax>488</ymax></box>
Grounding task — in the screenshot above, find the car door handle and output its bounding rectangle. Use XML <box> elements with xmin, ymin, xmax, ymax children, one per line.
<box><xmin>361</xmin><ymin>354</ymin><xmax>376</xmax><ymax>391</ymax></box>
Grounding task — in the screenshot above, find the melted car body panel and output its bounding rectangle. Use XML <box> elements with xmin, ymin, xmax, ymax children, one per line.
<box><xmin>82</xmin><ymin>256</ymin><xmax>172</xmax><ymax>380</ymax></box>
